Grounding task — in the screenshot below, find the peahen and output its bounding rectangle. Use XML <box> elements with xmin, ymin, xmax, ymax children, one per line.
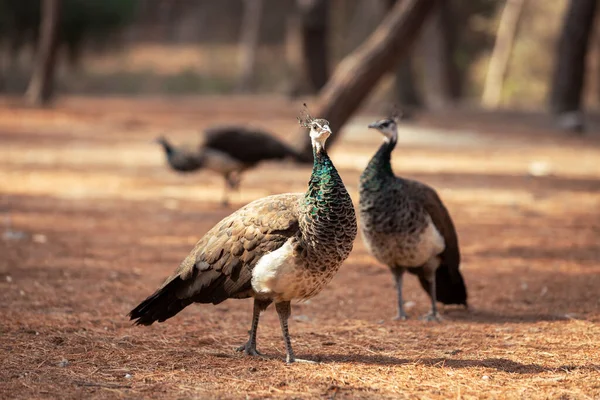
<box><xmin>131</xmin><ymin>109</ymin><xmax>357</xmax><ymax>363</ymax></box>
<box><xmin>156</xmin><ymin>126</ymin><xmax>306</xmax><ymax>206</ymax></box>
<box><xmin>358</xmin><ymin>116</ymin><xmax>467</xmax><ymax>321</ymax></box>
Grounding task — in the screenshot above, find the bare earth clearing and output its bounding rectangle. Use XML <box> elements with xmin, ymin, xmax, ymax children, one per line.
<box><xmin>1</xmin><ymin>96</ymin><xmax>599</xmax><ymax>399</ymax></box>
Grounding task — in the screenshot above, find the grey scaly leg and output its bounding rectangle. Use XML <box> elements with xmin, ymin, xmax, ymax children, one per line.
<box><xmin>221</xmin><ymin>172</ymin><xmax>232</xmax><ymax>207</ymax></box>
<box><xmin>421</xmin><ymin>259</ymin><xmax>442</xmax><ymax>322</ymax></box>
<box><xmin>222</xmin><ymin>173</ymin><xmax>240</xmax><ymax>207</ymax></box>
<box><xmin>236</xmin><ymin>298</ymin><xmax>271</xmax><ymax>356</ymax></box>
<box><xmin>275</xmin><ymin>301</ymin><xmax>315</xmax><ymax>364</ymax></box>
<box><xmin>392</xmin><ymin>267</ymin><xmax>408</xmax><ymax>320</ymax></box>
<box><xmin>423</xmin><ymin>274</ymin><xmax>441</xmax><ymax>322</ymax></box>
<box><xmin>230</xmin><ymin>174</ymin><xmax>241</xmax><ymax>204</ymax></box>
<box><xmin>221</xmin><ymin>176</ymin><xmax>230</xmax><ymax>207</ymax></box>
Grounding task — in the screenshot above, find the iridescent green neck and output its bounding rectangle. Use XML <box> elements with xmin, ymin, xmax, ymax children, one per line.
<box><xmin>303</xmin><ymin>147</ymin><xmax>340</xmax><ymax>216</ymax></box>
<box><xmin>298</xmin><ymin>142</ymin><xmax>357</xmax><ymax>267</ymax></box>
<box><xmin>360</xmin><ymin>140</ymin><xmax>396</xmax><ymax>187</ymax></box>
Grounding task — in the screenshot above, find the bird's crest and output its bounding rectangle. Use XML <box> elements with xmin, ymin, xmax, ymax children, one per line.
<box><xmin>387</xmin><ymin>104</ymin><xmax>407</xmax><ymax>124</ymax></box>
<box><xmin>297</xmin><ymin>103</ymin><xmax>314</xmax><ymax>129</ymax></box>
<box><xmin>297</xmin><ymin>103</ymin><xmax>329</xmax><ymax>130</ymax></box>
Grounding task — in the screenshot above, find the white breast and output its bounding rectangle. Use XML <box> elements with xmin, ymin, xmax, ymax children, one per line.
<box><xmin>414</xmin><ymin>217</ymin><xmax>446</xmax><ymax>264</ymax></box>
<box><xmin>251</xmin><ymin>239</ymin><xmax>301</xmax><ymax>300</ymax></box>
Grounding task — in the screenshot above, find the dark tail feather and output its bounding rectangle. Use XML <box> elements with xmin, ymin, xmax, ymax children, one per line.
<box><xmin>128</xmin><ymin>278</ymin><xmax>191</xmax><ymax>326</ymax></box>
<box><xmin>416</xmin><ymin>263</ymin><xmax>468</xmax><ymax>307</ymax></box>
<box><xmin>434</xmin><ymin>263</ymin><xmax>468</xmax><ymax>306</ymax></box>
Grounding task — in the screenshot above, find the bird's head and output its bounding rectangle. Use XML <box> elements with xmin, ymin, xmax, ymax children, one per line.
<box><xmin>308</xmin><ymin>118</ymin><xmax>331</xmax><ymax>143</ymax></box>
<box><xmin>155</xmin><ymin>135</ymin><xmax>168</xmax><ymax>146</ymax></box>
<box><xmin>298</xmin><ymin>104</ymin><xmax>331</xmax><ymax>153</ymax></box>
<box><xmin>368</xmin><ymin>117</ymin><xmax>399</xmax><ymax>143</ymax></box>
<box><xmin>368</xmin><ymin>108</ymin><xmax>410</xmax><ymax>144</ymax></box>
<box><xmin>154</xmin><ymin>135</ymin><xmax>174</xmax><ymax>153</ymax></box>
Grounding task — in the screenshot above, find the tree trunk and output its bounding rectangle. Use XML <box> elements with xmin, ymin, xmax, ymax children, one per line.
<box><xmin>481</xmin><ymin>0</ymin><xmax>527</xmax><ymax>109</ymax></box>
<box><xmin>0</xmin><ymin>46</ymin><xmax>6</xmax><ymax>92</ymax></box>
<box><xmin>385</xmin><ymin>0</ymin><xmax>422</xmax><ymax>107</ymax></box>
<box><xmin>286</xmin><ymin>0</ymin><xmax>330</xmax><ymax>96</ymax></box>
<box><xmin>549</xmin><ymin>0</ymin><xmax>598</xmax><ymax>114</ymax></box>
<box><xmin>394</xmin><ymin>53</ymin><xmax>422</xmax><ymax>107</ymax></box>
<box><xmin>26</xmin><ymin>0</ymin><xmax>61</xmax><ymax>106</ymax></box>
<box><xmin>295</xmin><ymin>0</ymin><xmax>436</xmax><ymax>159</ymax></box>
<box><xmin>299</xmin><ymin>0</ymin><xmax>330</xmax><ymax>91</ymax></box>
<box><xmin>236</xmin><ymin>0</ymin><xmax>264</xmax><ymax>92</ymax></box>
<box><xmin>285</xmin><ymin>10</ymin><xmax>304</xmax><ymax>97</ymax></box>
<box><xmin>344</xmin><ymin>0</ymin><xmax>387</xmax><ymax>54</ymax></box>
<box><xmin>419</xmin><ymin>0</ymin><xmax>459</xmax><ymax>109</ymax></box>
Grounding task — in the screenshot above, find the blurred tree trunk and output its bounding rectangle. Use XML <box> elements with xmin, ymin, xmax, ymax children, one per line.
<box><xmin>295</xmin><ymin>0</ymin><xmax>436</xmax><ymax>159</ymax></box>
<box><xmin>300</xmin><ymin>0</ymin><xmax>329</xmax><ymax>91</ymax></box>
<box><xmin>236</xmin><ymin>0</ymin><xmax>264</xmax><ymax>92</ymax></box>
<box><xmin>419</xmin><ymin>0</ymin><xmax>459</xmax><ymax>109</ymax></box>
<box><xmin>385</xmin><ymin>0</ymin><xmax>421</xmax><ymax>107</ymax></box>
<box><xmin>549</xmin><ymin>0</ymin><xmax>598</xmax><ymax>114</ymax></box>
<box><xmin>286</xmin><ymin>0</ymin><xmax>330</xmax><ymax>96</ymax></box>
<box><xmin>26</xmin><ymin>0</ymin><xmax>61</xmax><ymax>106</ymax></box>
<box><xmin>481</xmin><ymin>0</ymin><xmax>527</xmax><ymax>109</ymax></box>
<box><xmin>394</xmin><ymin>54</ymin><xmax>422</xmax><ymax>107</ymax></box>
<box><xmin>285</xmin><ymin>12</ymin><xmax>303</xmax><ymax>96</ymax></box>
<box><xmin>0</xmin><ymin>48</ymin><xmax>6</xmax><ymax>92</ymax></box>
<box><xmin>344</xmin><ymin>0</ymin><xmax>387</xmax><ymax>54</ymax></box>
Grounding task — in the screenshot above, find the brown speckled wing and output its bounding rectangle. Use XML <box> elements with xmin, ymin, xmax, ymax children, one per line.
<box><xmin>162</xmin><ymin>193</ymin><xmax>302</xmax><ymax>304</ymax></box>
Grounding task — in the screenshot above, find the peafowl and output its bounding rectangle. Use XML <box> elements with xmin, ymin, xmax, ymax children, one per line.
<box><xmin>156</xmin><ymin>126</ymin><xmax>306</xmax><ymax>206</ymax></box>
<box><xmin>131</xmin><ymin>108</ymin><xmax>357</xmax><ymax>363</ymax></box>
<box><xmin>358</xmin><ymin>116</ymin><xmax>467</xmax><ymax>321</ymax></box>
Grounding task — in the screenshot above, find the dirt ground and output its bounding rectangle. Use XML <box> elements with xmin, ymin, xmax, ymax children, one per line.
<box><xmin>1</xmin><ymin>96</ymin><xmax>599</xmax><ymax>399</ymax></box>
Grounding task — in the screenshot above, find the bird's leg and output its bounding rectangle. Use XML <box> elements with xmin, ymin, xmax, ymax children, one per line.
<box><xmin>236</xmin><ymin>298</ymin><xmax>271</xmax><ymax>356</ymax></box>
<box><xmin>221</xmin><ymin>174</ymin><xmax>234</xmax><ymax>207</ymax></box>
<box><xmin>275</xmin><ymin>301</ymin><xmax>295</xmax><ymax>363</ymax></box>
<box><xmin>275</xmin><ymin>301</ymin><xmax>315</xmax><ymax>364</ymax></box>
<box><xmin>421</xmin><ymin>259</ymin><xmax>442</xmax><ymax>322</ymax></box>
<box><xmin>230</xmin><ymin>173</ymin><xmax>241</xmax><ymax>194</ymax></box>
<box><xmin>391</xmin><ymin>267</ymin><xmax>408</xmax><ymax>320</ymax></box>
<box><xmin>222</xmin><ymin>172</ymin><xmax>241</xmax><ymax>207</ymax></box>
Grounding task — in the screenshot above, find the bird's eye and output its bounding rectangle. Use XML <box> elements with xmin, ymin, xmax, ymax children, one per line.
<box><xmin>380</xmin><ymin>122</ymin><xmax>389</xmax><ymax>128</ymax></box>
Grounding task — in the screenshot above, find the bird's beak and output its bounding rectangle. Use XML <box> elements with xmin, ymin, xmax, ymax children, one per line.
<box><xmin>368</xmin><ymin>123</ymin><xmax>378</xmax><ymax>129</ymax></box>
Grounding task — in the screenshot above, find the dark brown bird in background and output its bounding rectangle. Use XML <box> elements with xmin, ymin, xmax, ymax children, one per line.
<box><xmin>156</xmin><ymin>125</ymin><xmax>306</xmax><ymax>206</ymax></box>
<box><xmin>358</xmin><ymin>116</ymin><xmax>467</xmax><ymax>321</ymax></box>
<box><xmin>131</xmin><ymin>112</ymin><xmax>357</xmax><ymax>363</ymax></box>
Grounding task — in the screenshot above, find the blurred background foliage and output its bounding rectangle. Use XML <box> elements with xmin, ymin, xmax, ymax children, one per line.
<box><xmin>0</xmin><ymin>0</ymin><xmax>597</xmax><ymax>111</ymax></box>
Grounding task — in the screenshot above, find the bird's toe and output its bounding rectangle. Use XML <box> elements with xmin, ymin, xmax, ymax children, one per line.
<box><xmin>393</xmin><ymin>314</ymin><xmax>408</xmax><ymax>321</ymax></box>
<box><xmin>420</xmin><ymin>312</ymin><xmax>443</xmax><ymax>322</ymax></box>
<box><xmin>236</xmin><ymin>342</ymin><xmax>264</xmax><ymax>357</ymax></box>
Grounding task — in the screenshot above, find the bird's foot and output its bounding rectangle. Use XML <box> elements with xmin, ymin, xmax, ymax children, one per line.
<box><xmin>236</xmin><ymin>342</ymin><xmax>264</xmax><ymax>357</ymax></box>
<box><xmin>420</xmin><ymin>312</ymin><xmax>442</xmax><ymax>322</ymax></box>
<box><xmin>393</xmin><ymin>313</ymin><xmax>408</xmax><ymax>321</ymax></box>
